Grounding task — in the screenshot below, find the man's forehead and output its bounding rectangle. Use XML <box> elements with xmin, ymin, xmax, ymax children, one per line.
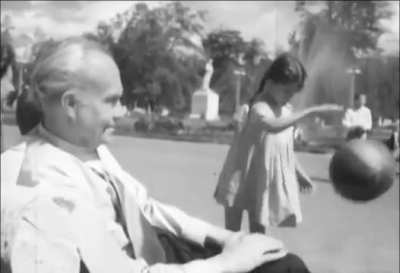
<box><xmin>81</xmin><ymin>51</ymin><xmax>117</xmax><ymax>76</ymax></box>
<box><xmin>77</xmin><ymin>51</ymin><xmax>122</xmax><ymax>93</ymax></box>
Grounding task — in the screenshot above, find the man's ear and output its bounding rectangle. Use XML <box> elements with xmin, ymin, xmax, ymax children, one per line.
<box><xmin>60</xmin><ymin>90</ymin><xmax>78</xmax><ymax>121</ymax></box>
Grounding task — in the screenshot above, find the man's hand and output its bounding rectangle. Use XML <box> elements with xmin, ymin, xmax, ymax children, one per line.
<box><xmin>214</xmin><ymin>233</ymin><xmax>287</xmax><ymax>273</ymax></box>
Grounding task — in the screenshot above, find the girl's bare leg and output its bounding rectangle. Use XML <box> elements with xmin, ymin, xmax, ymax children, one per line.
<box><xmin>225</xmin><ymin>206</ymin><xmax>243</xmax><ymax>231</ymax></box>
<box><xmin>248</xmin><ymin>210</ymin><xmax>266</xmax><ymax>234</ymax></box>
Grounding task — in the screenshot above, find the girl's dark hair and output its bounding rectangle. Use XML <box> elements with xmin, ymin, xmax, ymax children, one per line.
<box><xmin>249</xmin><ymin>53</ymin><xmax>307</xmax><ymax>106</ymax></box>
<box><xmin>354</xmin><ymin>93</ymin><xmax>365</xmax><ymax>100</ymax></box>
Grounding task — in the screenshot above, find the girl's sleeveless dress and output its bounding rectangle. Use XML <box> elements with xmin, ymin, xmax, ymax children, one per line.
<box><xmin>214</xmin><ymin>103</ymin><xmax>302</xmax><ymax>227</ymax></box>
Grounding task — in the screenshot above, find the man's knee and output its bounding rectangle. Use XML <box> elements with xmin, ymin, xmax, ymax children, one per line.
<box><xmin>254</xmin><ymin>253</ymin><xmax>310</xmax><ymax>273</ymax></box>
<box><xmin>282</xmin><ymin>253</ymin><xmax>310</xmax><ymax>272</ymax></box>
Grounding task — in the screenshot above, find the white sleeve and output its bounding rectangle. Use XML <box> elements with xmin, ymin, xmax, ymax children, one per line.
<box><xmin>365</xmin><ymin>108</ymin><xmax>372</xmax><ymax>130</ymax></box>
<box><xmin>10</xmin><ymin>200</ymin><xmax>81</xmax><ymax>273</ymax></box>
<box><xmin>250</xmin><ymin>102</ymin><xmax>275</xmax><ymax>124</ymax></box>
<box><xmin>11</xmin><ymin>219</ymin><xmax>81</xmax><ymax>273</ymax></box>
<box><xmin>342</xmin><ymin>109</ymin><xmax>352</xmax><ymax>128</ymax></box>
<box><xmin>119</xmin><ymin>170</ymin><xmax>232</xmax><ymax>246</ymax></box>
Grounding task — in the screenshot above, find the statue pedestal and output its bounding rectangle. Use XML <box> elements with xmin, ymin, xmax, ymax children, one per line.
<box><xmin>189</xmin><ymin>89</ymin><xmax>219</xmax><ymax>121</ymax></box>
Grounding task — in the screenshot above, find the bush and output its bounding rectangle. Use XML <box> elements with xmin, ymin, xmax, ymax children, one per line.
<box><xmin>134</xmin><ymin>118</ymin><xmax>152</xmax><ymax>132</ymax></box>
<box><xmin>114</xmin><ymin>114</ymin><xmax>236</xmax><ymax>144</ymax></box>
<box><xmin>114</xmin><ymin>116</ymin><xmax>136</xmax><ymax>134</ymax></box>
<box><xmin>131</xmin><ymin>115</ymin><xmax>184</xmax><ymax>134</ymax></box>
<box><xmin>153</xmin><ymin>117</ymin><xmax>184</xmax><ymax>133</ymax></box>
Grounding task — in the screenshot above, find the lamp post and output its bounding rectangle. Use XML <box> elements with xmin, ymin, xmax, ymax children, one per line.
<box><xmin>346</xmin><ymin>67</ymin><xmax>361</xmax><ymax>108</ymax></box>
<box><xmin>233</xmin><ymin>68</ymin><xmax>246</xmax><ymax>114</ymax></box>
<box><xmin>233</xmin><ymin>53</ymin><xmax>246</xmax><ymax>114</ymax></box>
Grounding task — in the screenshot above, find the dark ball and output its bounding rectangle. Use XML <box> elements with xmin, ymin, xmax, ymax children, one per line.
<box><xmin>329</xmin><ymin>139</ymin><xmax>396</xmax><ymax>201</ymax></box>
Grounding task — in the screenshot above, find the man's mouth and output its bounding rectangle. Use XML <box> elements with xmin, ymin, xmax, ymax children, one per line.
<box><xmin>104</xmin><ymin>127</ymin><xmax>115</xmax><ymax>134</ymax></box>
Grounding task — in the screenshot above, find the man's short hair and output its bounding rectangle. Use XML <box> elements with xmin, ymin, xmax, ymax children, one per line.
<box><xmin>30</xmin><ymin>37</ymin><xmax>111</xmax><ymax>105</ymax></box>
<box><xmin>354</xmin><ymin>93</ymin><xmax>366</xmax><ymax>100</ymax></box>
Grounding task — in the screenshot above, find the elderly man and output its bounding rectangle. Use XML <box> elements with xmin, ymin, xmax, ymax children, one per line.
<box><xmin>1</xmin><ymin>37</ymin><xmax>310</xmax><ymax>273</ymax></box>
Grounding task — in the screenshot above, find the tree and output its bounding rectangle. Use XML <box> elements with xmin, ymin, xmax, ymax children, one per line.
<box><xmin>202</xmin><ymin>30</ymin><xmax>269</xmax><ymax>113</ymax></box>
<box><xmin>289</xmin><ymin>1</ymin><xmax>394</xmax><ymax>112</ymax></box>
<box><xmin>98</xmin><ymin>2</ymin><xmax>207</xmax><ymax>113</ymax></box>
<box><xmin>356</xmin><ymin>55</ymin><xmax>399</xmax><ymax>120</ymax></box>
<box><xmin>292</xmin><ymin>1</ymin><xmax>393</xmax><ymax>64</ymax></box>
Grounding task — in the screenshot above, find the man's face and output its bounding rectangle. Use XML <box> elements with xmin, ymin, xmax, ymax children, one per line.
<box><xmin>354</xmin><ymin>95</ymin><xmax>366</xmax><ymax>108</ymax></box>
<box><xmin>72</xmin><ymin>52</ymin><xmax>124</xmax><ymax>149</ymax></box>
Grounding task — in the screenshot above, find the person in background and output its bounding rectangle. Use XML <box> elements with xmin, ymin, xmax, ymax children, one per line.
<box><xmin>384</xmin><ymin>119</ymin><xmax>399</xmax><ymax>161</ymax></box>
<box><xmin>342</xmin><ymin>93</ymin><xmax>372</xmax><ymax>140</ymax></box>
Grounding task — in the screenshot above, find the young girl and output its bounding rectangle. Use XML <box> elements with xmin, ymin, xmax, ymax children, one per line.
<box><xmin>214</xmin><ymin>53</ymin><xmax>343</xmax><ymax>233</ymax></box>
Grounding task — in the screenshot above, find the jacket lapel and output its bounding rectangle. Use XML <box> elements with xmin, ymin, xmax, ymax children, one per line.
<box><xmin>96</xmin><ymin>146</ymin><xmax>142</xmax><ymax>255</ymax></box>
<box><xmin>15</xmin><ymin>139</ymin><xmax>140</xmax><ymax>273</ymax></box>
<box><xmin>96</xmin><ymin>145</ymin><xmax>167</xmax><ymax>264</ymax></box>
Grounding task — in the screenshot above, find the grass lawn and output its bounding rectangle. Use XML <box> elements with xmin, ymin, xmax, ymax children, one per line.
<box><xmin>2</xmin><ymin>125</ymin><xmax>399</xmax><ymax>273</ymax></box>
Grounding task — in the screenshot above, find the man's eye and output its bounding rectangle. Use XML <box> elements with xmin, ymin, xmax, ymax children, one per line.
<box><xmin>106</xmin><ymin>98</ymin><xmax>119</xmax><ymax>106</ymax></box>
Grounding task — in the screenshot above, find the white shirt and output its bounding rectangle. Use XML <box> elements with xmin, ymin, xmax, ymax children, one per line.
<box><xmin>342</xmin><ymin>106</ymin><xmax>372</xmax><ymax>131</ymax></box>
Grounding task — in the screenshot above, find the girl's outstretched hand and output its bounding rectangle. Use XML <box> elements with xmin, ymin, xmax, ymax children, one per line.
<box><xmin>308</xmin><ymin>104</ymin><xmax>344</xmax><ymax>115</ymax></box>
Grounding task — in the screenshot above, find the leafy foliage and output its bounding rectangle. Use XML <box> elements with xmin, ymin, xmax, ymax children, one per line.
<box><xmin>94</xmin><ymin>2</ymin><xmax>207</xmax><ymax>113</ymax></box>
<box><xmin>202</xmin><ymin>30</ymin><xmax>269</xmax><ymax>113</ymax></box>
<box><xmin>291</xmin><ymin>1</ymin><xmax>394</xmax><ymax>62</ymax></box>
<box><xmin>289</xmin><ymin>0</ymin><xmax>396</xmax><ymax>119</ymax></box>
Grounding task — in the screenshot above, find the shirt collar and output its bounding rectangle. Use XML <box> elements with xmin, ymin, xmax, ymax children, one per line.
<box><xmin>37</xmin><ymin>123</ymin><xmax>99</xmax><ymax>162</ymax></box>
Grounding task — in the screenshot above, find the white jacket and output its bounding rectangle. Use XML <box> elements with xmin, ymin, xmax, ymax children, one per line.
<box><xmin>1</xmin><ymin>126</ymin><xmax>229</xmax><ymax>273</ymax></box>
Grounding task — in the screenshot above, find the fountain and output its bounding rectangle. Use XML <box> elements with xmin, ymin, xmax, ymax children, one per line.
<box><xmin>291</xmin><ymin>16</ymin><xmax>354</xmax><ymax>143</ymax></box>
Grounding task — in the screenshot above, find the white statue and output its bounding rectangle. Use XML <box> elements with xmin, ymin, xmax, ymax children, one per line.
<box><xmin>201</xmin><ymin>59</ymin><xmax>214</xmax><ymax>91</ymax></box>
<box><xmin>190</xmin><ymin>58</ymin><xmax>219</xmax><ymax>120</ymax></box>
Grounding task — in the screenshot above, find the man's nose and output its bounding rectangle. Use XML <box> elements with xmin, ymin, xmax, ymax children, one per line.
<box><xmin>113</xmin><ymin>102</ymin><xmax>127</xmax><ymax>120</ymax></box>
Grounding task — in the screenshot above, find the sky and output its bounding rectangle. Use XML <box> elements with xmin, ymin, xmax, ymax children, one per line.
<box><xmin>1</xmin><ymin>1</ymin><xmax>399</xmax><ymax>55</ymax></box>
